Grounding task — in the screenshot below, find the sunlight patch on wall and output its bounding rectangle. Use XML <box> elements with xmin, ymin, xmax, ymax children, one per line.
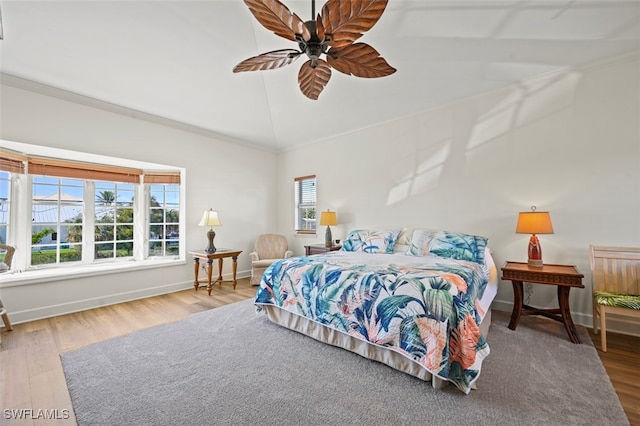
<box><xmin>516</xmin><ymin>71</ymin><xmax>581</xmax><ymax>127</ymax></box>
<box><xmin>468</xmin><ymin>100</ymin><xmax>518</xmax><ymax>151</ymax></box>
<box><xmin>387</xmin><ymin>142</ymin><xmax>450</xmax><ymax>205</ymax></box>
<box><xmin>467</xmin><ymin>70</ymin><xmax>581</xmax><ymax>152</ymax></box>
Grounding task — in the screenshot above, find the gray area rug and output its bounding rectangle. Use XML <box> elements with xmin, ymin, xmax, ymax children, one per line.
<box><xmin>61</xmin><ymin>299</ymin><xmax>629</xmax><ymax>426</ymax></box>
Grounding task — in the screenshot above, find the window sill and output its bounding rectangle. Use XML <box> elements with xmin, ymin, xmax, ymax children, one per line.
<box><xmin>0</xmin><ymin>258</ymin><xmax>186</xmax><ymax>288</ymax></box>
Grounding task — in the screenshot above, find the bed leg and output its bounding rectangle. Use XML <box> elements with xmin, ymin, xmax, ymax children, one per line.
<box><xmin>431</xmin><ymin>376</ymin><xmax>447</xmax><ymax>390</ymax></box>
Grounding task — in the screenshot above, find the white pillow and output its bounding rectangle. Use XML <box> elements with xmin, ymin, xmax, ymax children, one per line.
<box><xmin>406</xmin><ymin>229</ymin><xmax>439</xmax><ymax>256</ymax></box>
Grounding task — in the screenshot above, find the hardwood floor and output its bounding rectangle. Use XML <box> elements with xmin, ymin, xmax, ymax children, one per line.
<box><xmin>1</xmin><ymin>279</ymin><xmax>638</xmax><ymax>425</ymax></box>
<box><xmin>587</xmin><ymin>327</ymin><xmax>640</xmax><ymax>426</ymax></box>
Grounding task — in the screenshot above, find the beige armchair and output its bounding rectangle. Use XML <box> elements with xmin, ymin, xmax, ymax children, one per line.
<box><xmin>250</xmin><ymin>234</ymin><xmax>293</xmax><ymax>285</ymax></box>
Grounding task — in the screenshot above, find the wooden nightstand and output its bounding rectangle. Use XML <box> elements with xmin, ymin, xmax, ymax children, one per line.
<box><xmin>501</xmin><ymin>261</ymin><xmax>584</xmax><ymax>344</ymax></box>
<box><xmin>189</xmin><ymin>249</ymin><xmax>243</xmax><ymax>295</ymax></box>
<box><xmin>304</xmin><ymin>244</ymin><xmax>342</xmax><ymax>256</ymax></box>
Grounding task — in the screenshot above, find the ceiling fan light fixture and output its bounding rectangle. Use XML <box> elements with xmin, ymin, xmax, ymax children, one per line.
<box><xmin>234</xmin><ymin>0</ymin><xmax>396</xmax><ymax>100</ymax></box>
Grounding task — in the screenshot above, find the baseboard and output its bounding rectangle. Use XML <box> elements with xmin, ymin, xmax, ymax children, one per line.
<box><xmin>2</xmin><ymin>270</ymin><xmax>252</xmax><ymax>326</ymax></box>
<box><xmin>491</xmin><ymin>298</ymin><xmax>640</xmax><ymax>338</ymax></box>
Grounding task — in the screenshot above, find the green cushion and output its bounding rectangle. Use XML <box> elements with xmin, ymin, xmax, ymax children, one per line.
<box><xmin>594</xmin><ymin>291</ymin><xmax>640</xmax><ymax>310</ymax></box>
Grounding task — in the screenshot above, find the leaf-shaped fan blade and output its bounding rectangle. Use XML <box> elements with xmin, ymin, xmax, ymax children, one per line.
<box><xmin>321</xmin><ymin>0</ymin><xmax>389</xmax><ymax>47</ymax></box>
<box><xmin>327</xmin><ymin>43</ymin><xmax>396</xmax><ymax>78</ymax></box>
<box><xmin>315</xmin><ymin>14</ymin><xmax>325</xmax><ymax>42</ymax></box>
<box><xmin>298</xmin><ymin>59</ymin><xmax>332</xmax><ymax>100</ymax></box>
<box><xmin>233</xmin><ymin>49</ymin><xmax>302</xmax><ymax>72</ymax></box>
<box><xmin>244</xmin><ymin>0</ymin><xmax>311</xmax><ymax>42</ymax></box>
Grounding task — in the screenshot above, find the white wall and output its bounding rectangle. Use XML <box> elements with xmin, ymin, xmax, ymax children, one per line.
<box><xmin>0</xmin><ymin>82</ymin><xmax>278</xmax><ymax>323</ymax></box>
<box><xmin>277</xmin><ymin>53</ymin><xmax>640</xmax><ymax>335</ymax></box>
<box><xmin>1</xmin><ymin>53</ymin><xmax>638</xmax><ymax>334</ymax></box>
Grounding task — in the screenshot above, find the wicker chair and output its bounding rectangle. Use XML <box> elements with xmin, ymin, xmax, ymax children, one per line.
<box><xmin>249</xmin><ymin>234</ymin><xmax>293</xmax><ymax>285</ymax></box>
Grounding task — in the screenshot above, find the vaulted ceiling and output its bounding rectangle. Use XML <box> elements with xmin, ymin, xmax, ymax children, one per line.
<box><xmin>1</xmin><ymin>1</ymin><xmax>638</xmax><ymax>151</ymax></box>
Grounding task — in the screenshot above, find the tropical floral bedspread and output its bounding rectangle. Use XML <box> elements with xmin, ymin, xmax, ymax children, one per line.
<box><xmin>254</xmin><ymin>251</ymin><xmax>491</xmax><ymax>393</ymax></box>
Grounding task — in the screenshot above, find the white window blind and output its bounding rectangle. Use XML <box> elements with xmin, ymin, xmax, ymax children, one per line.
<box><xmin>294</xmin><ymin>175</ymin><xmax>316</xmax><ymax>234</ymax></box>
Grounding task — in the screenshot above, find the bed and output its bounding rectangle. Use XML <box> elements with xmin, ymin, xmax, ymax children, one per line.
<box><xmin>254</xmin><ymin>228</ymin><xmax>498</xmax><ymax>394</ymax></box>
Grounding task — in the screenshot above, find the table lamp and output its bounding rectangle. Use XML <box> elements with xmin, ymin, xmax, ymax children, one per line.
<box><xmin>199</xmin><ymin>209</ymin><xmax>221</xmax><ymax>253</ymax></box>
<box><xmin>319</xmin><ymin>210</ymin><xmax>337</xmax><ymax>247</ymax></box>
<box><xmin>516</xmin><ymin>206</ymin><xmax>554</xmax><ymax>268</ymax></box>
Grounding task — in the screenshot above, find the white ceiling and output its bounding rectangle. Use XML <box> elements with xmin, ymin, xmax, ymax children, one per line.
<box><xmin>1</xmin><ymin>0</ymin><xmax>639</xmax><ymax>151</ymax></box>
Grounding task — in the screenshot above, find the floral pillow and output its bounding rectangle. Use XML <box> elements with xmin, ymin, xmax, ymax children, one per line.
<box><xmin>406</xmin><ymin>229</ymin><xmax>440</xmax><ymax>256</ymax></box>
<box><xmin>341</xmin><ymin>229</ymin><xmax>401</xmax><ymax>254</ymax></box>
<box><xmin>428</xmin><ymin>231</ymin><xmax>488</xmax><ymax>265</ymax></box>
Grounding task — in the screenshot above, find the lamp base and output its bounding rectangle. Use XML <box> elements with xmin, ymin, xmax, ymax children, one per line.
<box><xmin>205</xmin><ymin>229</ymin><xmax>217</xmax><ymax>253</ymax></box>
<box><xmin>527</xmin><ymin>234</ymin><xmax>543</xmax><ymax>268</ymax></box>
<box><xmin>527</xmin><ymin>258</ymin><xmax>544</xmax><ymax>268</ymax></box>
<box><xmin>325</xmin><ymin>226</ymin><xmax>333</xmax><ymax>247</ymax></box>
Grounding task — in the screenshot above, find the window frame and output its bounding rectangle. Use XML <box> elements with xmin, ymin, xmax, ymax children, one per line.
<box><xmin>148</xmin><ymin>183</ymin><xmax>181</xmax><ymax>258</ymax></box>
<box><xmin>294</xmin><ymin>174</ymin><xmax>317</xmax><ymax>235</ymax></box>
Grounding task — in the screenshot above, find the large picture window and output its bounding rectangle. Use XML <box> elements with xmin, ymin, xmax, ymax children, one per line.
<box><xmin>294</xmin><ymin>175</ymin><xmax>316</xmax><ymax>234</ymax></box>
<box><xmin>0</xmin><ymin>142</ymin><xmax>184</xmax><ymax>275</ymax></box>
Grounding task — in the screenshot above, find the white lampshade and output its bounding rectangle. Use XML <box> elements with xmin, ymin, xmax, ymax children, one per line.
<box><xmin>198</xmin><ymin>209</ymin><xmax>221</xmax><ymax>228</ymax></box>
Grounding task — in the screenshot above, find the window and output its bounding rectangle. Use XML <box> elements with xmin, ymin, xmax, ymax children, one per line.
<box><xmin>1</xmin><ymin>142</ymin><xmax>184</xmax><ymax>274</ymax></box>
<box><xmin>32</xmin><ymin>176</ymin><xmax>84</xmax><ymax>265</ymax></box>
<box><xmin>95</xmin><ymin>181</ymin><xmax>135</xmax><ymax>259</ymax></box>
<box><xmin>0</xmin><ymin>171</ymin><xmax>9</xmax><ymax>244</ymax></box>
<box><xmin>149</xmin><ymin>184</ymin><xmax>180</xmax><ymax>257</ymax></box>
<box><xmin>294</xmin><ymin>175</ymin><xmax>316</xmax><ymax>234</ymax></box>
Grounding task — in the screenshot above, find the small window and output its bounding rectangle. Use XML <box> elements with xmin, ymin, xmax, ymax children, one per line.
<box><xmin>294</xmin><ymin>175</ymin><xmax>316</xmax><ymax>234</ymax></box>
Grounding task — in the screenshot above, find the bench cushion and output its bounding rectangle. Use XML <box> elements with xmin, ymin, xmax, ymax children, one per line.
<box><xmin>594</xmin><ymin>291</ymin><xmax>640</xmax><ymax>310</ymax></box>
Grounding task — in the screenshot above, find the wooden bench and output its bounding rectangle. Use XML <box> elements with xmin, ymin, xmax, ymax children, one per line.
<box><xmin>589</xmin><ymin>245</ymin><xmax>640</xmax><ymax>352</ymax></box>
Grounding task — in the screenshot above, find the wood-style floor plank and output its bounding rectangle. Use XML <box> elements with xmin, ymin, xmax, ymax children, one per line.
<box><xmin>1</xmin><ymin>278</ymin><xmax>638</xmax><ymax>425</ymax></box>
<box><xmin>588</xmin><ymin>328</ymin><xmax>640</xmax><ymax>425</ymax></box>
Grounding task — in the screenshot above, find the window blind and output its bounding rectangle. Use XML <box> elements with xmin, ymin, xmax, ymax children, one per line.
<box><xmin>28</xmin><ymin>157</ymin><xmax>142</xmax><ymax>183</ymax></box>
<box><xmin>295</xmin><ymin>174</ymin><xmax>316</xmax><ymax>233</ymax></box>
<box><xmin>0</xmin><ymin>148</ymin><xmax>27</xmax><ymax>174</ymax></box>
<box><xmin>143</xmin><ymin>171</ymin><xmax>181</xmax><ymax>184</ymax></box>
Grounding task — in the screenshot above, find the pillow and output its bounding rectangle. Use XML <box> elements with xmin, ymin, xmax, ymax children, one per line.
<box><xmin>341</xmin><ymin>229</ymin><xmax>401</xmax><ymax>254</ymax></box>
<box><xmin>406</xmin><ymin>229</ymin><xmax>440</xmax><ymax>256</ymax></box>
<box><xmin>0</xmin><ymin>262</ymin><xmax>7</xmax><ymax>272</ymax></box>
<box><xmin>428</xmin><ymin>230</ymin><xmax>489</xmax><ymax>265</ymax></box>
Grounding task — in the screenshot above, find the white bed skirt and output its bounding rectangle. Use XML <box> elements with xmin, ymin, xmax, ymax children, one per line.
<box><xmin>261</xmin><ymin>305</ymin><xmax>492</xmax><ymax>391</ymax></box>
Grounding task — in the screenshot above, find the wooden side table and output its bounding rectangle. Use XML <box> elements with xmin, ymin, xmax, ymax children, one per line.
<box><xmin>189</xmin><ymin>249</ymin><xmax>243</xmax><ymax>295</ymax></box>
<box><xmin>304</xmin><ymin>244</ymin><xmax>342</xmax><ymax>255</ymax></box>
<box><xmin>501</xmin><ymin>261</ymin><xmax>584</xmax><ymax>344</ymax></box>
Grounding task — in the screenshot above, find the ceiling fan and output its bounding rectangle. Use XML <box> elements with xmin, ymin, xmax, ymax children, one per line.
<box><xmin>233</xmin><ymin>0</ymin><xmax>396</xmax><ymax>100</ymax></box>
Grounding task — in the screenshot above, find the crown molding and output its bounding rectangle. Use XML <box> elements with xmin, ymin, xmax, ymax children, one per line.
<box><xmin>0</xmin><ymin>73</ymin><xmax>276</xmax><ymax>153</ymax></box>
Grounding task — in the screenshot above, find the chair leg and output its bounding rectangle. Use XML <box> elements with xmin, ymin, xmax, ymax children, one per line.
<box><xmin>600</xmin><ymin>308</ymin><xmax>607</xmax><ymax>352</ymax></box>
<box><xmin>1</xmin><ymin>311</ymin><xmax>12</xmax><ymax>331</ymax></box>
<box><xmin>593</xmin><ymin>301</ymin><xmax>599</xmax><ymax>335</ymax></box>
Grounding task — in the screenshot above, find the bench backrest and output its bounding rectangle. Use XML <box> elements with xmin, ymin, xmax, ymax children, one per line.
<box><xmin>589</xmin><ymin>245</ymin><xmax>640</xmax><ymax>295</ymax></box>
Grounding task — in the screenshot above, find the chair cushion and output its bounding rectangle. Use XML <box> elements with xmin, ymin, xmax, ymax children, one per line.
<box><xmin>252</xmin><ymin>259</ymin><xmax>281</xmax><ymax>268</ymax></box>
<box><xmin>594</xmin><ymin>291</ymin><xmax>640</xmax><ymax>310</ymax></box>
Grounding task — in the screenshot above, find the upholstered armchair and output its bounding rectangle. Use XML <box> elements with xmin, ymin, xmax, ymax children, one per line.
<box><xmin>250</xmin><ymin>234</ymin><xmax>293</xmax><ymax>285</ymax></box>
